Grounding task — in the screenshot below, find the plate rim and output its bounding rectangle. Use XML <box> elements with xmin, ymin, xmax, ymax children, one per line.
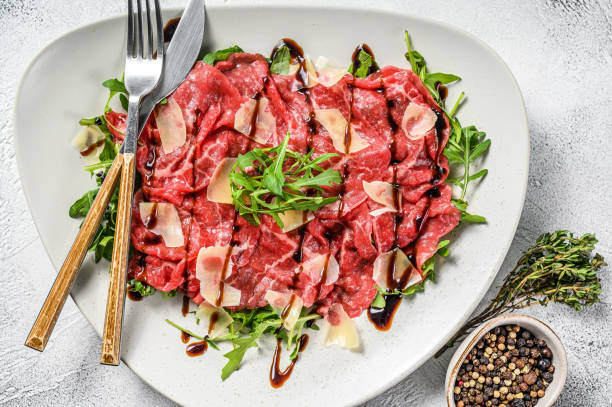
<box><xmin>13</xmin><ymin>4</ymin><xmax>529</xmax><ymax>406</ymax></box>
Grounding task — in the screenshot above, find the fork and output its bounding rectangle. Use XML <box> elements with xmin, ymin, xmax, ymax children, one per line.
<box><xmin>100</xmin><ymin>0</ymin><xmax>164</xmax><ymax>366</ymax></box>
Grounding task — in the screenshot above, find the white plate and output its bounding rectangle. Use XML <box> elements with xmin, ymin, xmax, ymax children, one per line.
<box><xmin>14</xmin><ymin>4</ymin><xmax>528</xmax><ymax>407</ymax></box>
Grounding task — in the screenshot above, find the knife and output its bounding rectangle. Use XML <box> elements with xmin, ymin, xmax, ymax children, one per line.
<box><xmin>25</xmin><ymin>0</ymin><xmax>206</xmax><ymax>353</ymax></box>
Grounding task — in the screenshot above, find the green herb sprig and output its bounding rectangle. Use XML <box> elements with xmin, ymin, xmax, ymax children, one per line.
<box><xmin>436</xmin><ymin>230</ymin><xmax>606</xmax><ymax>357</ymax></box>
<box><xmin>202</xmin><ymin>45</ymin><xmax>244</xmax><ymax>66</ymax></box>
<box><xmin>347</xmin><ymin>49</ymin><xmax>380</xmax><ymax>78</ymax></box>
<box><xmin>230</xmin><ymin>133</ymin><xmax>341</xmax><ymax>228</ymax></box>
<box><xmin>166</xmin><ymin>305</ymin><xmax>321</xmax><ymax>380</ymax></box>
<box><xmin>269</xmin><ymin>45</ymin><xmax>291</xmax><ymax>75</ymax></box>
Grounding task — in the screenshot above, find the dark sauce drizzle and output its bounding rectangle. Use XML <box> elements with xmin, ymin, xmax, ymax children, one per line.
<box><xmin>80</xmin><ymin>139</ymin><xmax>105</xmax><ymax>157</ymax></box>
<box><xmin>181</xmin><ymin>295</ymin><xmax>190</xmax><ymax>317</ymax></box>
<box><xmin>351</xmin><ymin>44</ymin><xmax>379</xmax><ymax>76</ymax></box>
<box><xmin>126</xmin><ymin>287</ymin><xmax>143</xmax><ymax>302</ymax></box>
<box><xmin>181</xmin><ymin>331</ymin><xmax>191</xmax><ymax>344</ymax></box>
<box><xmin>271</xmin><ymin>39</ymin><xmax>320</xmax><ymax>268</ymax></box>
<box><xmin>163</xmin><ymin>18</ymin><xmax>181</xmax><ymax>43</ymax></box>
<box><xmin>269</xmin><ymin>334</ymin><xmax>309</xmax><ymax>388</ymax></box>
<box><xmin>186</xmin><ymin>340</ymin><xmax>208</xmax><ymax>357</ymax></box>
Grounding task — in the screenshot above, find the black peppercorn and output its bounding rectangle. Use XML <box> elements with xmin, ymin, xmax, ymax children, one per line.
<box><xmin>511</xmin><ymin>399</ymin><xmax>526</xmax><ymax>407</ymax></box>
<box><xmin>519</xmin><ymin>347</ymin><xmax>530</xmax><ymax>357</ymax></box>
<box><xmin>517</xmin><ymin>338</ymin><xmax>526</xmax><ymax>348</ymax></box>
<box><xmin>541</xmin><ymin>347</ymin><xmax>552</xmax><ymax>359</ymax></box>
<box><xmin>521</xmin><ymin>330</ymin><xmax>531</xmax><ymax>339</ymax></box>
<box><xmin>542</xmin><ymin>372</ymin><xmax>553</xmax><ymax>382</ymax></box>
<box><xmin>538</xmin><ymin>358</ymin><xmax>551</xmax><ymax>370</ymax></box>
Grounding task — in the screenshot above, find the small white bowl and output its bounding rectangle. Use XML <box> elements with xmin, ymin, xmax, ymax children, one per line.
<box><xmin>445</xmin><ymin>314</ymin><xmax>568</xmax><ymax>407</ymax></box>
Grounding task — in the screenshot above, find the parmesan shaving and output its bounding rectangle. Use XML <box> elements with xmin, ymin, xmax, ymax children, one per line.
<box><xmin>323</xmin><ymin>303</ymin><xmax>360</xmax><ymax>350</ymax></box>
<box><xmin>195</xmin><ymin>303</ymin><xmax>234</xmax><ymax>339</ymax></box>
<box><xmin>314</xmin><ymin>108</ymin><xmax>369</xmax><ymax>154</ymax></box>
<box><xmin>372</xmin><ymin>248</ymin><xmax>421</xmax><ymax>291</ymax></box>
<box><xmin>277</xmin><ymin>210</ymin><xmax>314</xmax><ymax>233</ymax></box>
<box><xmin>362</xmin><ymin>180</ymin><xmax>397</xmax><ymax>211</ymax></box>
<box><xmin>264</xmin><ymin>290</ymin><xmax>304</xmax><ymax>331</ymax></box>
<box><xmin>233</xmin><ymin>97</ymin><xmax>277</xmax><ymax>144</ymax></box>
<box><xmin>207</xmin><ymin>157</ymin><xmax>237</xmax><ymax>204</ymax></box>
<box><xmin>154</xmin><ymin>98</ymin><xmax>187</xmax><ymax>154</ymax></box>
<box><xmin>138</xmin><ymin>202</ymin><xmax>184</xmax><ymax>247</ymax></box>
<box><xmin>401</xmin><ymin>102</ymin><xmax>437</xmax><ymax>140</ymax></box>
<box><xmin>196</xmin><ymin>246</ymin><xmax>241</xmax><ymax>307</ymax></box>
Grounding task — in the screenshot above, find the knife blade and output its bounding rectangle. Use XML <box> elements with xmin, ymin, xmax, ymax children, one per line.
<box><xmin>120</xmin><ymin>0</ymin><xmax>205</xmax><ymax>149</ymax></box>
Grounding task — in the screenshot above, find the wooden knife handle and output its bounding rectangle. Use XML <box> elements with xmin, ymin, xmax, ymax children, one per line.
<box><xmin>100</xmin><ymin>153</ymin><xmax>136</xmax><ymax>366</ymax></box>
<box><xmin>25</xmin><ymin>157</ymin><xmax>123</xmax><ymax>351</ymax></box>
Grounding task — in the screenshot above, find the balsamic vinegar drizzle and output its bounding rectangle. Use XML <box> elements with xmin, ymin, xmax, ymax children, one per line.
<box><xmin>351</xmin><ymin>44</ymin><xmax>379</xmax><ymax>76</ymax></box>
<box><xmin>186</xmin><ymin>340</ymin><xmax>208</xmax><ymax>357</ymax></box>
<box><xmin>181</xmin><ymin>331</ymin><xmax>191</xmax><ymax>344</ymax></box>
<box><xmin>271</xmin><ymin>39</ymin><xmax>320</xmax><ymax>269</ymax></box>
<box><xmin>163</xmin><ymin>18</ymin><xmax>181</xmax><ymax>43</ymax></box>
<box><xmin>126</xmin><ymin>288</ymin><xmax>143</xmax><ymax>302</ymax></box>
<box><xmin>181</xmin><ymin>295</ymin><xmax>190</xmax><ymax>317</ymax></box>
<box><xmin>80</xmin><ymin>139</ymin><xmax>105</xmax><ymax>157</ymax></box>
<box><xmin>269</xmin><ymin>334</ymin><xmax>309</xmax><ymax>388</ymax></box>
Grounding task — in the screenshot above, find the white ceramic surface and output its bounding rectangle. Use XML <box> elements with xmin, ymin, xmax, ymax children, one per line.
<box><xmin>13</xmin><ymin>4</ymin><xmax>528</xmax><ymax>407</ymax></box>
<box><xmin>445</xmin><ymin>314</ymin><xmax>568</xmax><ymax>407</ymax></box>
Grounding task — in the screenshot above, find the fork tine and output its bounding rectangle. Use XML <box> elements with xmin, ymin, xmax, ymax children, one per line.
<box><xmin>136</xmin><ymin>0</ymin><xmax>144</xmax><ymax>58</ymax></box>
<box><xmin>127</xmin><ymin>0</ymin><xmax>134</xmax><ymax>57</ymax></box>
<box><xmin>154</xmin><ymin>0</ymin><xmax>164</xmax><ymax>59</ymax></box>
<box><xmin>144</xmin><ymin>0</ymin><xmax>153</xmax><ymax>58</ymax></box>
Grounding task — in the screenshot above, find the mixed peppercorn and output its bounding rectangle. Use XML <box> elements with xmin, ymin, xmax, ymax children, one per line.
<box><xmin>453</xmin><ymin>325</ymin><xmax>555</xmax><ymax>407</ymax></box>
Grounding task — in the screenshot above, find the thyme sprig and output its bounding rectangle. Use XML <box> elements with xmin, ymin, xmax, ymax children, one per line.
<box><xmin>436</xmin><ymin>230</ymin><xmax>606</xmax><ymax>357</ymax></box>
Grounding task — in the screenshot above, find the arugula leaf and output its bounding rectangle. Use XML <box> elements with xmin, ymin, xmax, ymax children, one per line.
<box><xmin>348</xmin><ymin>49</ymin><xmax>379</xmax><ymax>78</ymax></box>
<box><xmin>270</xmin><ymin>45</ymin><xmax>291</xmax><ymax>75</ymax></box>
<box><xmin>404</xmin><ymin>31</ymin><xmax>461</xmax><ymax>104</ymax></box>
<box><xmin>102</xmin><ymin>76</ymin><xmax>129</xmax><ymax>112</ymax></box>
<box><xmin>69</xmin><ymin>189</ymin><xmax>98</xmax><ymax>218</ymax></box>
<box><xmin>128</xmin><ymin>279</ymin><xmax>157</xmax><ymax>297</ymax></box>
<box><xmin>230</xmin><ymin>133</ymin><xmax>340</xmax><ymax>227</ymax></box>
<box><xmin>203</xmin><ymin>45</ymin><xmax>244</xmax><ymax>65</ymax></box>
<box><xmin>221</xmin><ymin>319</ymin><xmax>279</xmax><ymax>380</ymax></box>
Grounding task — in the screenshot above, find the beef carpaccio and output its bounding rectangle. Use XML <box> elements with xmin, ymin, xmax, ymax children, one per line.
<box><xmin>105</xmin><ymin>47</ymin><xmax>460</xmax><ymax>323</ymax></box>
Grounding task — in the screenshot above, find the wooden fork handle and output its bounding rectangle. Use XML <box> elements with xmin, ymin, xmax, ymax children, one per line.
<box><xmin>100</xmin><ymin>153</ymin><xmax>136</xmax><ymax>366</ymax></box>
<box><xmin>25</xmin><ymin>157</ymin><xmax>123</xmax><ymax>352</ymax></box>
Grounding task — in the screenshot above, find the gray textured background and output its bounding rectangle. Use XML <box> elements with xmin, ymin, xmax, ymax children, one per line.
<box><xmin>1</xmin><ymin>0</ymin><xmax>611</xmax><ymax>406</ymax></box>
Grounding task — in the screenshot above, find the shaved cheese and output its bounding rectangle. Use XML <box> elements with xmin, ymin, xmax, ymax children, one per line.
<box><xmin>314</xmin><ymin>56</ymin><xmax>347</xmax><ymax>87</ymax></box>
<box><xmin>323</xmin><ymin>303</ymin><xmax>360</xmax><ymax>350</ymax></box>
<box><xmin>277</xmin><ymin>210</ymin><xmax>314</xmax><ymax>233</ymax></box>
<box><xmin>154</xmin><ymin>98</ymin><xmax>186</xmax><ymax>154</ymax></box>
<box><xmin>372</xmin><ymin>248</ymin><xmax>421</xmax><ymax>291</ymax></box>
<box><xmin>233</xmin><ymin>97</ymin><xmax>277</xmax><ymax>144</ymax></box>
<box><xmin>401</xmin><ymin>103</ymin><xmax>437</xmax><ymax>140</ymax></box>
<box><xmin>298</xmin><ymin>253</ymin><xmax>339</xmax><ymax>286</ymax></box>
<box><xmin>303</xmin><ymin>56</ymin><xmax>318</xmax><ymax>87</ymax></box>
<box><xmin>207</xmin><ymin>157</ymin><xmax>237</xmax><ymax>204</ymax></box>
<box><xmin>195</xmin><ymin>302</ymin><xmax>233</xmax><ymax>339</ymax></box>
<box><xmin>314</xmin><ymin>109</ymin><xmax>369</xmax><ymax>154</ymax></box>
<box><xmin>264</xmin><ymin>290</ymin><xmax>304</xmax><ymax>331</ymax></box>
<box><xmin>196</xmin><ymin>246</ymin><xmax>241</xmax><ymax>307</ymax></box>
<box><xmin>286</xmin><ymin>56</ymin><xmax>318</xmax><ymax>88</ymax></box>
<box><xmin>139</xmin><ymin>202</ymin><xmax>184</xmax><ymax>247</ymax></box>
<box><xmin>71</xmin><ymin>125</ymin><xmax>106</xmax><ymax>165</ymax></box>
<box><xmin>362</xmin><ymin>180</ymin><xmax>397</xmax><ymax>211</ymax></box>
